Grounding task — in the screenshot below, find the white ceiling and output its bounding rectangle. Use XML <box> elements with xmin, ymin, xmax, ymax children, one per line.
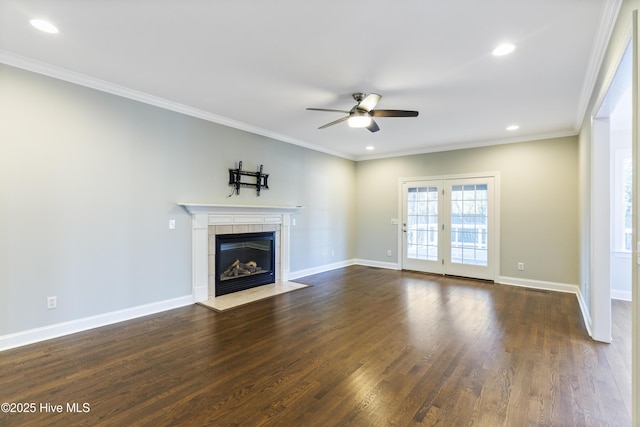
<box><xmin>0</xmin><ymin>1</ymin><xmax>619</xmax><ymax>160</ymax></box>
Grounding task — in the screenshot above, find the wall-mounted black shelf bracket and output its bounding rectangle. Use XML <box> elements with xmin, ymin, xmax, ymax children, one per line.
<box><xmin>228</xmin><ymin>161</ymin><xmax>269</xmax><ymax>196</ymax></box>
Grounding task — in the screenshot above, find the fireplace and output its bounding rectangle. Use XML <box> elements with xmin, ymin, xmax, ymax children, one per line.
<box><xmin>215</xmin><ymin>232</ymin><xmax>275</xmax><ymax>296</ymax></box>
<box><xmin>178</xmin><ymin>203</ymin><xmax>300</xmax><ymax>302</ymax></box>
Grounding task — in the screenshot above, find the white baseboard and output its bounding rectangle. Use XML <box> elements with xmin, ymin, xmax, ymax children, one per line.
<box><xmin>0</xmin><ymin>295</ymin><xmax>194</xmax><ymax>352</ymax></box>
<box><xmin>353</xmin><ymin>259</ymin><xmax>401</xmax><ymax>270</ymax></box>
<box><xmin>288</xmin><ymin>259</ymin><xmax>356</xmax><ymax>280</ymax></box>
<box><xmin>289</xmin><ymin>258</ymin><xmax>401</xmax><ymax>280</ymax></box>
<box><xmin>497</xmin><ymin>276</ymin><xmax>579</xmax><ymax>294</ymax></box>
<box><xmin>576</xmin><ymin>288</ymin><xmax>593</xmax><ymax>337</ymax></box>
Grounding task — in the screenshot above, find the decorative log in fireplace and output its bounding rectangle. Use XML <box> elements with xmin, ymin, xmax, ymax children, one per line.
<box><xmin>215</xmin><ymin>232</ymin><xmax>275</xmax><ymax>296</ymax></box>
<box><xmin>221</xmin><ymin>259</ymin><xmax>264</xmax><ymax>278</ymax></box>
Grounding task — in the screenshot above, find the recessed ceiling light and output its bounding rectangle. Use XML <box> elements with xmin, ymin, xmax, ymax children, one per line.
<box><xmin>492</xmin><ymin>43</ymin><xmax>515</xmax><ymax>56</ymax></box>
<box><xmin>506</xmin><ymin>124</ymin><xmax>519</xmax><ymax>131</ymax></box>
<box><xmin>365</xmin><ymin>146</ymin><xmax>374</xmax><ymax>151</ymax></box>
<box><xmin>30</xmin><ymin>19</ymin><xmax>59</xmax><ymax>34</ymax></box>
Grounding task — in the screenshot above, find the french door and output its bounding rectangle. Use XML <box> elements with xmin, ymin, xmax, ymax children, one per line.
<box><xmin>402</xmin><ymin>180</ymin><xmax>443</xmax><ymax>273</ymax></box>
<box><xmin>402</xmin><ymin>176</ymin><xmax>496</xmax><ymax>280</ymax></box>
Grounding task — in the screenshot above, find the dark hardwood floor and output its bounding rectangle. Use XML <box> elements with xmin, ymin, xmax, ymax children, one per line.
<box><xmin>0</xmin><ymin>266</ymin><xmax>631</xmax><ymax>426</ymax></box>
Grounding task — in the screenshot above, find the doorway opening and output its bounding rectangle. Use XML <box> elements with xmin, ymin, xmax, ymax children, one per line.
<box><xmin>592</xmin><ymin>40</ymin><xmax>632</xmax><ymax>343</ymax></box>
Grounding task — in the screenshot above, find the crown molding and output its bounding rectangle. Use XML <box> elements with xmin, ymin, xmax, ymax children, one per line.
<box><xmin>0</xmin><ymin>50</ymin><xmax>354</xmax><ymax>161</ymax></box>
<box><xmin>353</xmin><ymin>129</ymin><xmax>579</xmax><ymax>161</ymax></box>
<box><xmin>574</xmin><ymin>0</ymin><xmax>623</xmax><ymax>130</ymax></box>
<box><xmin>0</xmin><ymin>46</ymin><xmax>592</xmax><ymax>164</ymax></box>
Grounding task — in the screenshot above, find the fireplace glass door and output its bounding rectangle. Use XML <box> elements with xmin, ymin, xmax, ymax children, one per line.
<box><xmin>215</xmin><ymin>232</ymin><xmax>275</xmax><ymax>296</ymax></box>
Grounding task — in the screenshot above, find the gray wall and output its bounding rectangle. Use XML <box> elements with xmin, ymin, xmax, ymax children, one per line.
<box><xmin>355</xmin><ymin>136</ymin><xmax>580</xmax><ymax>285</ymax></box>
<box><xmin>0</xmin><ymin>63</ymin><xmax>356</xmax><ymax>336</ymax></box>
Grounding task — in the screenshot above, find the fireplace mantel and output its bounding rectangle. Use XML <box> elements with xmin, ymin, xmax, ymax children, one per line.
<box><xmin>179</xmin><ymin>203</ymin><xmax>301</xmax><ymax>302</ymax></box>
<box><xmin>179</xmin><ymin>203</ymin><xmax>302</xmax><ymax>215</ymax></box>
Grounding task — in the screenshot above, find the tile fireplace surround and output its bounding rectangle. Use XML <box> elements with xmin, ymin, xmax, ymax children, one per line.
<box><xmin>179</xmin><ymin>204</ymin><xmax>301</xmax><ymax>302</ymax></box>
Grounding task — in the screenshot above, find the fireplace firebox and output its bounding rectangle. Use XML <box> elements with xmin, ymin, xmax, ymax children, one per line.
<box><xmin>215</xmin><ymin>232</ymin><xmax>275</xmax><ymax>296</ymax></box>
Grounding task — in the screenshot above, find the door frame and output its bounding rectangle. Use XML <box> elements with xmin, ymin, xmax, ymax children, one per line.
<box><xmin>398</xmin><ymin>171</ymin><xmax>501</xmax><ymax>280</ymax></box>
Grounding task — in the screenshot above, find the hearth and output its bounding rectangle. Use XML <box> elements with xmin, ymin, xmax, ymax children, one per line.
<box><xmin>215</xmin><ymin>232</ymin><xmax>275</xmax><ymax>296</ymax></box>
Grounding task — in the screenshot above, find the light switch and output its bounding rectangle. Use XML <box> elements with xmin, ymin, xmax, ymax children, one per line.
<box><xmin>169</xmin><ymin>220</ymin><xmax>176</xmax><ymax>230</ymax></box>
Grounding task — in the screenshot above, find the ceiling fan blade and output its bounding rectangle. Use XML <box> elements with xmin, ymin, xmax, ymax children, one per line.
<box><xmin>367</xmin><ymin>119</ymin><xmax>380</xmax><ymax>132</ymax></box>
<box><xmin>357</xmin><ymin>93</ymin><xmax>381</xmax><ymax>112</ymax></box>
<box><xmin>306</xmin><ymin>108</ymin><xmax>351</xmax><ymax>114</ymax></box>
<box><xmin>318</xmin><ymin>116</ymin><xmax>349</xmax><ymax>129</ymax></box>
<box><xmin>370</xmin><ymin>109</ymin><xmax>419</xmax><ymax>117</ymax></box>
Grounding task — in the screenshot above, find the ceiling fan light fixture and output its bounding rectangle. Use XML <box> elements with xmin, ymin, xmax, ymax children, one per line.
<box><xmin>308</xmin><ymin>92</ymin><xmax>417</xmax><ymax>132</ymax></box>
<box><xmin>492</xmin><ymin>42</ymin><xmax>515</xmax><ymax>56</ymax></box>
<box><xmin>30</xmin><ymin>18</ymin><xmax>59</xmax><ymax>34</ymax></box>
<box><xmin>348</xmin><ymin>112</ymin><xmax>372</xmax><ymax>128</ymax></box>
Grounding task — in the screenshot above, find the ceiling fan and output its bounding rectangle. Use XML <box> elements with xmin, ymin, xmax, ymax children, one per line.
<box><xmin>306</xmin><ymin>92</ymin><xmax>419</xmax><ymax>132</ymax></box>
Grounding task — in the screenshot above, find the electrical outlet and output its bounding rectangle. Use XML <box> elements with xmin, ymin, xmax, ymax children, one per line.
<box><xmin>47</xmin><ymin>296</ymin><xmax>57</xmax><ymax>309</ymax></box>
<box><xmin>168</xmin><ymin>219</ymin><xmax>176</xmax><ymax>230</ymax></box>
<box><xmin>331</xmin><ymin>250</ymin><xmax>335</xmax><ymax>257</ymax></box>
<box><xmin>387</xmin><ymin>250</ymin><xmax>392</xmax><ymax>257</ymax></box>
<box><xmin>517</xmin><ymin>262</ymin><xmax>525</xmax><ymax>271</ymax></box>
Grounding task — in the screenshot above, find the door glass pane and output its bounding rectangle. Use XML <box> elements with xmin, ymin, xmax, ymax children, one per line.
<box><xmin>450</xmin><ymin>183</ymin><xmax>488</xmax><ymax>266</ymax></box>
<box><xmin>406</xmin><ymin>186</ymin><xmax>438</xmax><ymax>261</ymax></box>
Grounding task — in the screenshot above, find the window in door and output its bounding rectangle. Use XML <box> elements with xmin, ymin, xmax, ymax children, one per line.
<box><xmin>450</xmin><ymin>183</ymin><xmax>488</xmax><ymax>266</ymax></box>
